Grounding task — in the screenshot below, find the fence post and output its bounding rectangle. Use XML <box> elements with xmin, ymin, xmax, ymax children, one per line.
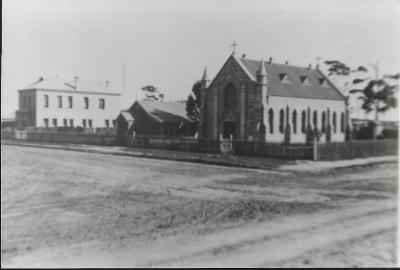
<box><xmin>313</xmin><ymin>136</ymin><xmax>318</xmax><ymax>161</ymax></box>
<box><xmin>229</xmin><ymin>134</ymin><xmax>233</xmax><ymax>153</ymax></box>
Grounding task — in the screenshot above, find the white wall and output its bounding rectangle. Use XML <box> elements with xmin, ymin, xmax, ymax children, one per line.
<box><xmin>264</xmin><ymin>96</ymin><xmax>346</xmax><ymax>143</ymax></box>
<box><xmin>35</xmin><ymin>89</ymin><xmax>121</xmax><ymax>128</ymax></box>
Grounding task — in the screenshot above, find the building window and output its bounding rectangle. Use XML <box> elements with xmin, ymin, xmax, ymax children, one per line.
<box><xmin>44</xmin><ymin>95</ymin><xmax>49</xmax><ymax>108</ymax></box>
<box><xmin>88</xmin><ymin>119</ymin><xmax>92</xmax><ymax>127</ymax></box>
<box><xmin>313</xmin><ymin>111</ymin><xmax>318</xmax><ymax>130</ymax></box>
<box><xmin>341</xmin><ymin>112</ymin><xmax>345</xmax><ymax>133</ymax></box>
<box><xmin>105</xmin><ymin>119</ymin><xmax>110</xmax><ymax>127</ymax></box>
<box><xmin>84</xmin><ymin>97</ymin><xmax>89</xmax><ymax>109</ymax></box>
<box><xmin>301</xmin><ymin>110</ymin><xmax>306</xmax><ymax>134</ymax></box>
<box><xmin>99</xmin><ymin>98</ymin><xmax>105</xmax><ymax>110</ymax></box>
<box><xmin>279</xmin><ymin>109</ymin><xmax>285</xmax><ymax>134</ymax></box>
<box><xmin>322</xmin><ymin>112</ymin><xmax>326</xmax><ymax>133</ymax></box>
<box><xmin>223</xmin><ymin>83</ymin><xmax>237</xmax><ymax>108</ymax></box>
<box><xmin>82</xmin><ymin>119</ymin><xmax>87</xmax><ymax>127</ymax></box>
<box><xmin>58</xmin><ymin>96</ymin><xmax>62</xmax><ymax>108</ymax></box>
<box><xmin>333</xmin><ymin>112</ymin><xmax>337</xmax><ymax>133</ymax></box>
<box><xmin>69</xmin><ymin>119</ymin><xmax>74</xmax><ymax>127</ymax></box>
<box><xmin>68</xmin><ymin>96</ymin><xmax>73</xmax><ymax>108</ymax></box>
<box><xmin>52</xmin><ymin>118</ymin><xmax>58</xmax><ymax>127</ymax></box>
<box><xmin>268</xmin><ymin>109</ymin><xmax>274</xmax><ymax>134</ymax></box>
<box><xmin>112</xmin><ymin>120</ymin><xmax>116</xmax><ymax>127</ymax></box>
<box><xmin>44</xmin><ymin>118</ymin><xmax>49</xmax><ymax>128</ymax></box>
<box><xmin>292</xmin><ymin>110</ymin><xmax>297</xmax><ymax>134</ymax></box>
<box><xmin>28</xmin><ymin>96</ymin><xmax>32</xmax><ymax>109</ymax></box>
<box><xmin>22</xmin><ymin>96</ymin><xmax>27</xmax><ymax>109</ymax></box>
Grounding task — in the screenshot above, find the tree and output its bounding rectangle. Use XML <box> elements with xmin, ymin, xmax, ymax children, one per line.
<box><xmin>141</xmin><ymin>85</ymin><xmax>165</xmax><ymax>101</ymax></box>
<box><xmin>186</xmin><ymin>81</ymin><xmax>202</xmax><ymax>121</ymax></box>
<box><xmin>324</xmin><ymin>60</ymin><xmax>399</xmax><ymax>120</ymax></box>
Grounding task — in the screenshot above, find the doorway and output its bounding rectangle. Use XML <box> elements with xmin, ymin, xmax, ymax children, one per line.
<box><xmin>223</xmin><ymin>121</ymin><xmax>236</xmax><ymax>139</ymax></box>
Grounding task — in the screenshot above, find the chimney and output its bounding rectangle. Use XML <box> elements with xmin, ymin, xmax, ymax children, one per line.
<box><xmin>285</xmin><ymin>61</ymin><xmax>289</xmax><ymax>65</ymax></box>
<box><xmin>74</xmin><ymin>76</ymin><xmax>79</xmax><ymax>89</ymax></box>
<box><xmin>307</xmin><ymin>64</ymin><xmax>312</xmax><ymax>71</ymax></box>
<box><xmin>269</xmin><ymin>57</ymin><xmax>272</xmax><ymax>65</ymax></box>
<box><xmin>105</xmin><ymin>80</ymin><xmax>110</xmax><ymax>88</ymax></box>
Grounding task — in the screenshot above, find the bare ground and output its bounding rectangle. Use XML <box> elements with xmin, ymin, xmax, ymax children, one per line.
<box><xmin>1</xmin><ymin>144</ymin><xmax>398</xmax><ymax>267</ymax></box>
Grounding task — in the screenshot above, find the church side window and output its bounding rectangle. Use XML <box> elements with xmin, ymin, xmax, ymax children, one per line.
<box><xmin>301</xmin><ymin>110</ymin><xmax>306</xmax><ymax>134</ymax></box>
<box><xmin>268</xmin><ymin>109</ymin><xmax>274</xmax><ymax>134</ymax></box>
<box><xmin>341</xmin><ymin>112</ymin><xmax>345</xmax><ymax>133</ymax></box>
<box><xmin>322</xmin><ymin>112</ymin><xmax>326</xmax><ymax>133</ymax></box>
<box><xmin>223</xmin><ymin>83</ymin><xmax>236</xmax><ymax>108</ymax></box>
<box><xmin>279</xmin><ymin>109</ymin><xmax>285</xmax><ymax>134</ymax></box>
<box><xmin>313</xmin><ymin>110</ymin><xmax>318</xmax><ymax>130</ymax></box>
<box><xmin>292</xmin><ymin>110</ymin><xmax>297</xmax><ymax>134</ymax></box>
<box><xmin>333</xmin><ymin>112</ymin><xmax>337</xmax><ymax>133</ymax></box>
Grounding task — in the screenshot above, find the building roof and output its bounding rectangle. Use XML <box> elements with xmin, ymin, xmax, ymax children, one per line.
<box><xmin>133</xmin><ymin>100</ymin><xmax>192</xmax><ymax>123</ymax></box>
<box><xmin>20</xmin><ymin>76</ymin><xmax>120</xmax><ymax>95</ymax></box>
<box><xmin>24</xmin><ymin>77</ymin><xmax>72</xmax><ymax>91</ymax></box>
<box><xmin>119</xmin><ymin>111</ymin><xmax>135</xmax><ymax>122</ymax></box>
<box><xmin>236</xmin><ymin>57</ymin><xmax>345</xmax><ymax>101</ymax></box>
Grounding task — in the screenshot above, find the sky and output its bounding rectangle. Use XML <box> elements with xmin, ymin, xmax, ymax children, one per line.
<box><xmin>2</xmin><ymin>0</ymin><xmax>400</xmax><ymax>120</ymax></box>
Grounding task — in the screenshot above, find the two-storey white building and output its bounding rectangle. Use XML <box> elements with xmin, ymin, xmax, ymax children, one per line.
<box><xmin>15</xmin><ymin>76</ymin><xmax>121</xmax><ymax>128</ymax></box>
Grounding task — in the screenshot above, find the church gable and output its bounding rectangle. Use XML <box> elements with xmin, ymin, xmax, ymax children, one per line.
<box><xmin>207</xmin><ymin>55</ymin><xmax>255</xmax><ymax>90</ymax></box>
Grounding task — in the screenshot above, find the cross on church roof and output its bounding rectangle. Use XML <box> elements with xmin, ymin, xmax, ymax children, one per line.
<box><xmin>231</xmin><ymin>40</ymin><xmax>238</xmax><ymax>55</ymax></box>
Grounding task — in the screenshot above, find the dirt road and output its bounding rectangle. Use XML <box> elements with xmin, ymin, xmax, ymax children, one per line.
<box><xmin>1</xmin><ymin>144</ymin><xmax>398</xmax><ymax>267</ymax></box>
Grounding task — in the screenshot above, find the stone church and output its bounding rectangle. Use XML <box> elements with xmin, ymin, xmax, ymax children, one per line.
<box><xmin>198</xmin><ymin>53</ymin><xmax>348</xmax><ymax>144</ymax></box>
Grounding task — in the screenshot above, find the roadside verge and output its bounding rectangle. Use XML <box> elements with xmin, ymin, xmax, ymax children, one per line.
<box><xmin>1</xmin><ymin>139</ymin><xmax>397</xmax><ymax>172</ymax></box>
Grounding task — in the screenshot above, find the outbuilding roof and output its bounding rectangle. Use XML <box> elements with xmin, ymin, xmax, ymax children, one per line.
<box><xmin>237</xmin><ymin>57</ymin><xmax>345</xmax><ymax>101</ymax></box>
<box><xmin>126</xmin><ymin>100</ymin><xmax>192</xmax><ymax>123</ymax></box>
<box><xmin>136</xmin><ymin>100</ymin><xmax>191</xmax><ymax>123</ymax></box>
<box><xmin>119</xmin><ymin>111</ymin><xmax>135</xmax><ymax>122</ymax></box>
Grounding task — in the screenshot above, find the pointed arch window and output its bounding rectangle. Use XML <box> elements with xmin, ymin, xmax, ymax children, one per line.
<box><xmin>223</xmin><ymin>83</ymin><xmax>237</xmax><ymax>108</ymax></box>
<box><xmin>313</xmin><ymin>111</ymin><xmax>318</xmax><ymax>130</ymax></box>
<box><xmin>301</xmin><ymin>110</ymin><xmax>306</xmax><ymax>134</ymax></box>
<box><xmin>292</xmin><ymin>110</ymin><xmax>297</xmax><ymax>134</ymax></box>
<box><xmin>333</xmin><ymin>112</ymin><xmax>337</xmax><ymax>133</ymax></box>
<box><xmin>341</xmin><ymin>112</ymin><xmax>345</xmax><ymax>133</ymax></box>
<box><xmin>322</xmin><ymin>112</ymin><xmax>326</xmax><ymax>133</ymax></box>
<box><xmin>268</xmin><ymin>109</ymin><xmax>274</xmax><ymax>134</ymax></box>
<box><xmin>279</xmin><ymin>109</ymin><xmax>285</xmax><ymax>134</ymax></box>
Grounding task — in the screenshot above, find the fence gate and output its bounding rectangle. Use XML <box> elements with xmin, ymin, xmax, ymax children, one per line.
<box><xmin>219</xmin><ymin>135</ymin><xmax>233</xmax><ymax>154</ymax></box>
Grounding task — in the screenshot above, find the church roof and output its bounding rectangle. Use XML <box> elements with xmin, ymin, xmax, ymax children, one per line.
<box><xmin>132</xmin><ymin>100</ymin><xmax>192</xmax><ymax>123</ymax></box>
<box><xmin>237</xmin><ymin>57</ymin><xmax>345</xmax><ymax>101</ymax></box>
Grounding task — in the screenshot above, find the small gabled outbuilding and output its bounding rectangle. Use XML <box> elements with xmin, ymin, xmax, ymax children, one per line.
<box><xmin>116</xmin><ymin>100</ymin><xmax>197</xmax><ymax>137</ymax></box>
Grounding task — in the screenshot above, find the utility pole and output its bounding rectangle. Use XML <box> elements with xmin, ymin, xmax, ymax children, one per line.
<box><xmin>119</xmin><ymin>44</ymin><xmax>126</xmax><ymax>95</ymax></box>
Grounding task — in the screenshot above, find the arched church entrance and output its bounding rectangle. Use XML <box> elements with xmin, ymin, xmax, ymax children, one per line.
<box><xmin>223</xmin><ymin>112</ymin><xmax>237</xmax><ymax>139</ymax></box>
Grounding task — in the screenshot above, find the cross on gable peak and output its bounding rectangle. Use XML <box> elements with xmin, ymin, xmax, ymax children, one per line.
<box><xmin>231</xmin><ymin>40</ymin><xmax>238</xmax><ymax>55</ymax></box>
